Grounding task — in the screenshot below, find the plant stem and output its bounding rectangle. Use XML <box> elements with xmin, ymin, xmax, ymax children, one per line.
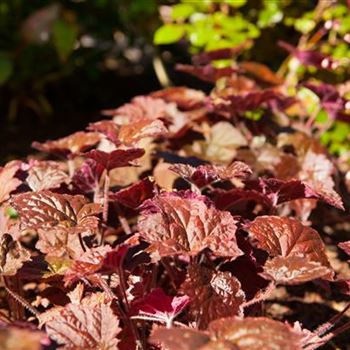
<box><xmin>3</xmin><ymin>278</ymin><xmax>39</xmax><ymax>318</ymax></box>
<box><xmin>67</xmin><ymin>159</ymin><xmax>75</xmax><ymax>178</ymax></box>
<box><xmin>314</xmin><ymin>301</ymin><xmax>350</xmax><ymax>337</ymax></box>
<box><xmin>117</xmin><ymin>261</ymin><xmax>144</xmax><ymax>350</ymax></box>
<box><xmin>115</xmin><ymin>203</ymin><xmax>131</xmax><ymax>235</ymax></box>
<box><xmin>78</xmin><ymin>232</ymin><xmax>86</xmax><ymax>252</ymax></box>
<box><xmin>100</xmin><ymin>171</ymin><xmax>110</xmax><ymax>245</ymax></box>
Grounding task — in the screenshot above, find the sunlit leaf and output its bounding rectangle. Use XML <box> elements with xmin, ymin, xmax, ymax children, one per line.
<box><xmin>154</xmin><ymin>24</ymin><xmax>185</xmax><ymax>45</ymax></box>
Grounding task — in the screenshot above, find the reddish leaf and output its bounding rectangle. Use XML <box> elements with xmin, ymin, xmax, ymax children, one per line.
<box><xmin>304</xmin><ymin>82</ymin><xmax>350</xmax><ymax>123</ymax></box>
<box><xmin>212</xmin><ymin>188</ymin><xmax>273</xmax><ymax>213</ymax></box>
<box><xmin>89</xmin><ymin>119</ymin><xmax>168</xmax><ymax>146</ymax></box>
<box><xmin>151</xmin><ymin>327</ymin><xmax>210</xmax><ymax>350</ymax></box>
<box><xmin>118</xmin><ymin>118</ymin><xmax>168</xmax><ymax>145</ymax></box>
<box><xmin>192</xmin><ymin>43</ymin><xmax>251</xmax><ymax>65</ymax></box>
<box><xmin>0</xmin><ymin>322</ymin><xmax>49</xmax><ymax>350</ymax></box>
<box><xmin>20</xmin><ymin>3</ymin><xmax>60</xmax><ymax>43</ymax></box>
<box><xmin>36</xmin><ymin>228</ymin><xmax>83</xmax><ymax>258</ymax></box>
<box><xmin>208</xmin><ymin>317</ymin><xmax>304</xmax><ymax>350</ymax></box>
<box><xmin>0</xmin><ymin>161</ymin><xmax>22</xmax><ymax>204</ymax></box>
<box><xmin>72</xmin><ymin>159</ymin><xmax>104</xmax><ymax>194</ymax></box>
<box><xmin>240</xmin><ymin>61</ymin><xmax>284</xmax><ymax>86</ymax></box>
<box><xmin>247</xmin><ymin>177</ymin><xmax>344</xmax><ymax>209</ymax></box>
<box><xmin>84</xmin><ymin>148</ymin><xmax>145</xmax><ymax>171</ymax></box>
<box><xmin>12</xmin><ymin>191</ymin><xmax>101</xmax><ymax>235</ymax></box>
<box><xmin>88</xmin><ymin>120</ymin><xmax>120</xmax><ymax>145</ymax></box>
<box><xmin>180</xmin><ymin>265</ymin><xmax>245</xmax><ymax>329</ymax></box>
<box><xmin>138</xmin><ymin>191</ymin><xmax>242</xmax><ymax>259</ymax></box>
<box><xmin>211</xmin><ymin>88</ymin><xmax>293</xmax><ymax>116</ymax></box>
<box><xmin>0</xmin><ymin>233</ymin><xmax>31</xmax><ymax>276</ymax></box>
<box><xmin>45</xmin><ymin>300</ymin><xmax>120</xmax><ymax>350</ymax></box>
<box><xmin>151</xmin><ymin>87</ymin><xmax>206</xmax><ymax>110</ymax></box>
<box><xmin>338</xmin><ymin>241</ymin><xmax>350</xmax><ymax>258</ymax></box>
<box><xmin>151</xmin><ymin>317</ymin><xmax>304</xmax><ymax>350</ymax></box>
<box><xmin>32</xmin><ymin>131</ymin><xmax>101</xmax><ymax>157</ymax></box>
<box><xmin>133</xmin><ymin>288</ymin><xmax>189</xmax><ymax>326</ymax></box>
<box><xmin>278</xmin><ymin>41</ymin><xmax>338</xmax><ymax>70</ymax></box>
<box><xmin>110</xmin><ymin>177</ymin><xmax>156</xmax><ymax>208</ymax></box>
<box><xmin>170</xmin><ymin>162</ymin><xmax>252</xmax><ymax>188</ymax></box>
<box><xmin>262</xmin><ymin>256</ymin><xmax>333</xmax><ymax>285</ymax></box>
<box><xmin>64</xmin><ymin>246</ymin><xmax>112</xmax><ymax>285</ymax></box>
<box><xmin>298</xmin><ymin>151</ymin><xmax>343</xmax><ymax>210</ymax></box>
<box><xmin>176</xmin><ymin>63</ymin><xmax>238</xmax><ymax>83</ymax></box>
<box><xmin>247</xmin><ymin>216</ymin><xmax>333</xmax><ymax>284</ymax></box>
<box><xmin>103</xmin><ymin>96</ymin><xmax>169</xmax><ymax>120</ymax></box>
<box><xmin>26</xmin><ymin>160</ymin><xmax>69</xmax><ymax>191</ymax></box>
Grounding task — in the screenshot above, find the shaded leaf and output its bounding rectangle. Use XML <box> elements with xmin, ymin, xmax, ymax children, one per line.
<box><xmin>133</xmin><ymin>288</ymin><xmax>189</xmax><ymax>325</ymax></box>
<box><xmin>0</xmin><ymin>54</ymin><xmax>13</xmax><ymax>84</ymax></box>
<box><xmin>246</xmin><ymin>177</ymin><xmax>343</xmax><ymax>209</ymax></box>
<box><xmin>192</xmin><ymin>43</ymin><xmax>251</xmax><ymax>65</ymax></box>
<box><xmin>151</xmin><ymin>87</ymin><xmax>206</xmax><ymax>110</ymax></box>
<box><xmin>36</xmin><ymin>228</ymin><xmax>83</xmax><ymax>258</ymax></box>
<box><xmin>0</xmin><ymin>233</ymin><xmax>31</xmax><ymax>276</ymax></box>
<box><xmin>84</xmin><ymin>148</ymin><xmax>145</xmax><ymax>171</ymax></box>
<box><xmin>110</xmin><ymin>177</ymin><xmax>156</xmax><ymax>208</ymax></box>
<box><xmin>0</xmin><ymin>322</ymin><xmax>49</xmax><ymax>350</ymax></box>
<box><xmin>21</xmin><ymin>3</ymin><xmax>60</xmax><ymax>43</ymax></box>
<box><xmin>176</xmin><ymin>63</ymin><xmax>238</xmax><ymax>83</ymax></box>
<box><xmin>278</xmin><ymin>41</ymin><xmax>338</xmax><ymax>70</ymax></box>
<box><xmin>170</xmin><ymin>161</ymin><xmax>252</xmax><ymax>188</ymax></box>
<box><xmin>180</xmin><ymin>265</ymin><xmax>245</xmax><ymax>329</ymax></box>
<box><xmin>64</xmin><ymin>246</ymin><xmax>112</xmax><ymax>286</ymax></box>
<box><xmin>72</xmin><ymin>159</ymin><xmax>104</xmax><ymax>194</ymax></box>
<box><xmin>53</xmin><ymin>19</ymin><xmax>78</xmax><ymax>61</ymax></box>
<box><xmin>211</xmin><ymin>85</ymin><xmax>293</xmax><ymax>116</ymax></box>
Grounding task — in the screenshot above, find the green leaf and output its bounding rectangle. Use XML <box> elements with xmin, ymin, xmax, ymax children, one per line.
<box><xmin>53</xmin><ymin>20</ymin><xmax>78</xmax><ymax>62</ymax></box>
<box><xmin>297</xmin><ymin>87</ymin><xmax>320</xmax><ymax>114</ymax></box>
<box><xmin>315</xmin><ymin>109</ymin><xmax>328</xmax><ymax>124</ymax></box>
<box><xmin>5</xmin><ymin>206</ymin><xmax>18</xmax><ymax>219</ymax></box>
<box><xmin>189</xmin><ymin>26</ymin><xmax>215</xmax><ymax>47</ymax></box>
<box><xmin>225</xmin><ymin>0</ymin><xmax>247</xmax><ymax>8</ymax></box>
<box><xmin>205</xmin><ymin>38</ymin><xmax>235</xmax><ymax>51</ymax></box>
<box><xmin>171</xmin><ymin>4</ymin><xmax>195</xmax><ymax>20</ymax></box>
<box><xmin>294</xmin><ymin>18</ymin><xmax>315</xmax><ymax>34</ymax></box>
<box><xmin>154</xmin><ymin>24</ymin><xmax>185</xmax><ymax>45</ymax></box>
<box><xmin>0</xmin><ymin>54</ymin><xmax>13</xmax><ymax>84</ymax></box>
<box><xmin>258</xmin><ymin>8</ymin><xmax>283</xmax><ymax>28</ymax></box>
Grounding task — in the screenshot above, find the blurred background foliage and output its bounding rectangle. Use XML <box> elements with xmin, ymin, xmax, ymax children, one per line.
<box><xmin>0</xmin><ymin>0</ymin><xmax>349</xmax><ymax>160</ymax></box>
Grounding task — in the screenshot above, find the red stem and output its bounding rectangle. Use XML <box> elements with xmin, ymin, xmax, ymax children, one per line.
<box><xmin>100</xmin><ymin>171</ymin><xmax>110</xmax><ymax>245</ymax></box>
<box><xmin>314</xmin><ymin>301</ymin><xmax>350</xmax><ymax>337</ymax></box>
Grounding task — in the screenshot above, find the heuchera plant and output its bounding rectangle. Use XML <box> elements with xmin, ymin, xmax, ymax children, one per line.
<box><xmin>2</xmin><ymin>6</ymin><xmax>350</xmax><ymax>349</ymax></box>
